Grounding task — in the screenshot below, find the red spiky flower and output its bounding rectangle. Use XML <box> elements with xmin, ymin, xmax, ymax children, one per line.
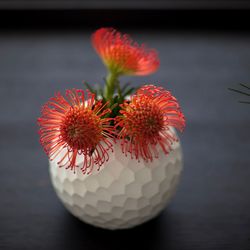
<box><xmin>92</xmin><ymin>27</ymin><xmax>160</xmax><ymax>76</ymax></box>
<box><xmin>116</xmin><ymin>85</ymin><xmax>185</xmax><ymax>162</ymax></box>
<box><xmin>38</xmin><ymin>89</ymin><xmax>115</xmax><ymax>174</ymax></box>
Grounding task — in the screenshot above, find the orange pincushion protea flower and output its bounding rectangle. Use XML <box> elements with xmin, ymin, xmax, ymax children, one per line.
<box><xmin>38</xmin><ymin>89</ymin><xmax>115</xmax><ymax>174</ymax></box>
<box><xmin>92</xmin><ymin>28</ymin><xmax>160</xmax><ymax>76</ymax></box>
<box><xmin>116</xmin><ymin>85</ymin><xmax>185</xmax><ymax>162</ymax></box>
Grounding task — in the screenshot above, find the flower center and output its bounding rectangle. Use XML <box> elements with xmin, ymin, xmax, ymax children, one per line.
<box><xmin>127</xmin><ymin>102</ymin><xmax>164</xmax><ymax>139</ymax></box>
<box><xmin>60</xmin><ymin>106</ymin><xmax>103</xmax><ymax>151</ymax></box>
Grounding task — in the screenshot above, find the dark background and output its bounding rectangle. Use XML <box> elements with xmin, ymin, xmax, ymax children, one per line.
<box><xmin>0</xmin><ymin>1</ymin><xmax>250</xmax><ymax>250</ymax></box>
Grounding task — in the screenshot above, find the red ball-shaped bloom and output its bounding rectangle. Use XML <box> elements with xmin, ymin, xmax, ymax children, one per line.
<box><xmin>38</xmin><ymin>89</ymin><xmax>115</xmax><ymax>174</ymax></box>
<box><xmin>92</xmin><ymin>27</ymin><xmax>160</xmax><ymax>76</ymax></box>
<box><xmin>116</xmin><ymin>85</ymin><xmax>185</xmax><ymax>162</ymax></box>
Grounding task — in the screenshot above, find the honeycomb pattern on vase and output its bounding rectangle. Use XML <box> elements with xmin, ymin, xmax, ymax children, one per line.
<box><xmin>49</xmin><ymin>132</ymin><xmax>183</xmax><ymax>230</ymax></box>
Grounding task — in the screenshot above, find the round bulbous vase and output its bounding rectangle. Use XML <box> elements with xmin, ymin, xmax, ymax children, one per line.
<box><xmin>49</xmin><ymin>129</ymin><xmax>183</xmax><ymax>230</ymax></box>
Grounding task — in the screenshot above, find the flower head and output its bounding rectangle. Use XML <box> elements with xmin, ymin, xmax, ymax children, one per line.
<box><xmin>92</xmin><ymin>27</ymin><xmax>160</xmax><ymax>76</ymax></box>
<box><xmin>38</xmin><ymin>89</ymin><xmax>115</xmax><ymax>174</ymax></box>
<box><xmin>116</xmin><ymin>85</ymin><xmax>185</xmax><ymax>162</ymax></box>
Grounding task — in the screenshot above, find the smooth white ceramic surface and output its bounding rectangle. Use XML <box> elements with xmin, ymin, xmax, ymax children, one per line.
<box><xmin>49</xmin><ymin>132</ymin><xmax>183</xmax><ymax>230</ymax></box>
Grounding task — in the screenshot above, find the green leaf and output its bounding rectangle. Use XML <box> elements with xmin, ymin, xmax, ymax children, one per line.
<box><xmin>123</xmin><ymin>87</ymin><xmax>136</xmax><ymax>97</ymax></box>
<box><xmin>83</xmin><ymin>81</ymin><xmax>96</xmax><ymax>94</ymax></box>
<box><xmin>239</xmin><ymin>101</ymin><xmax>250</xmax><ymax>104</ymax></box>
<box><xmin>228</xmin><ymin>87</ymin><xmax>250</xmax><ymax>97</ymax></box>
<box><xmin>228</xmin><ymin>83</ymin><xmax>250</xmax><ymax>104</ymax></box>
<box><xmin>240</xmin><ymin>83</ymin><xmax>250</xmax><ymax>90</ymax></box>
<box><xmin>116</xmin><ymin>80</ymin><xmax>122</xmax><ymax>99</ymax></box>
<box><xmin>121</xmin><ymin>82</ymin><xmax>131</xmax><ymax>93</ymax></box>
<box><xmin>97</xmin><ymin>85</ymin><xmax>104</xmax><ymax>98</ymax></box>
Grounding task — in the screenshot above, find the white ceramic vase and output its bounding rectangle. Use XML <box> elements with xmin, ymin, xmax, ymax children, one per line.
<box><xmin>49</xmin><ymin>129</ymin><xmax>183</xmax><ymax>230</ymax></box>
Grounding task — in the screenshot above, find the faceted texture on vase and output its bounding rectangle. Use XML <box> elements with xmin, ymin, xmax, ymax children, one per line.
<box><xmin>49</xmin><ymin>132</ymin><xmax>183</xmax><ymax>230</ymax></box>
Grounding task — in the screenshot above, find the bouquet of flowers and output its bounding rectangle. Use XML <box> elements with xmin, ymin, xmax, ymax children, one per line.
<box><xmin>38</xmin><ymin>27</ymin><xmax>186</xmax><ymax>174</ymax></box>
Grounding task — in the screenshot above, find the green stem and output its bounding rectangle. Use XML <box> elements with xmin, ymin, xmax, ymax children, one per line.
<box><xmin>104</xmin><ymin>72</ymin><xmax>119</xmax><ymax>101</ymax></box>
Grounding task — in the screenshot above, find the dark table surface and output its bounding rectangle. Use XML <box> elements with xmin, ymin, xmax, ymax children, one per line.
<box><xmin>0</xmin><ymin>28</ymin><xmax>250</xmax><ymax>250</ymax></box>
